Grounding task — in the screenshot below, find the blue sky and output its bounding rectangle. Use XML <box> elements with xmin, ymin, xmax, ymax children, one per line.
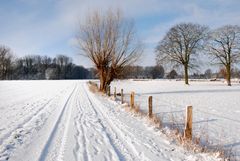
<box><xmin>0</xmin><ymin>0</ymin><xmax>240</xmax><ymax>69</ymax></box>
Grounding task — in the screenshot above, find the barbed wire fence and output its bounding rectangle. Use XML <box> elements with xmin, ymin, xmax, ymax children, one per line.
<box><xmin>109</xmin><ymin>85</ymin><xmax>240</xmax><ymax>160</ymax></box>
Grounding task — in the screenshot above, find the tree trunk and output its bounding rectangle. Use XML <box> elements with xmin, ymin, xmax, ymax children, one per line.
<box><xmin>99</xmin><ymin>69</ymin><xmax>107</xmax><ymax>92</ymax></box>
<box><xmin>98</xmin><ymin>67</ymin><xmax>116</xmax><ymax>93</ymax></box>
<box><xmin>226</xmin><ymin>64</ymin><xmax>231</xmax><ymax>86</ymax></box>
<box><xmin>99</xmin><ymin>76</ymin><xmax>105</xmax><ymax>91</ymax></box>
<box><xmin>184</xmin><ymin>64</ymin><xmax>189</xmax><ymax>85</ymax></box>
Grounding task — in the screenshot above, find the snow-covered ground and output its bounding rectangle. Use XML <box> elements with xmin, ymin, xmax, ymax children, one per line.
<box><xmin>0</xmin><ymin>80</ymin><xmax>221</xmax><ymax>161</ymax></box>
<box><xmin>111</xmin><ymin>79</ymin><xmax>240</xmax><ymax>159</ymax></box>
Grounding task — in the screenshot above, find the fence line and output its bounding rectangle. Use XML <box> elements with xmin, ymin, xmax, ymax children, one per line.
<box><xmin>109</xmin><ymin>86</ymin><xmax>193</xmax><ymax>140</ymax></box>
<box><xmin>105</xmin><ymin>85</ymin><xmax>240</xmax><ymax>159</ymax></box>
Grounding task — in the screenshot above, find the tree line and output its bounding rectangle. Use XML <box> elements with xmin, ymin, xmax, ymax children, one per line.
<box><xmin>0</xmin><ymin>44</ymin><xmax>168</xmax><ymax>80</ymax></box>
<box><xmin>1</xmin><ymin>42</ymin><xmax>239</xmax><ymax>81</ymax></box>
<box><xmin>0</xmin><ymin>46</ymin><xmax>93</xmax><ymax>80</ymax></box>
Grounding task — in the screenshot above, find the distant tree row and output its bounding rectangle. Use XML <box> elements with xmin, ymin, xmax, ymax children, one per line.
<box><xmin>188</xmin><ymin>68</ymin><xmax>240</xmax><ymax>80</ymax></box>
<box><xmin>121</xmin><ymin>66</ymin><xmax>177</xmax><ymax>79</ymax></box>
<box><xmin>2</xmin><ymin>43</ymin><xmax>239</xmax><ymax>81</ymax></box>
<box><xmin>156</xmin><ymin>23</ymin><xmax>240</xmax><ymax>86</ymax></box>
<box><xmin>0</xmin><ymin>45</ymin><xmax>93</xmax><ymax>80</ymax></box>
<box><xmin>120</xmin><ymin>66</ymin><xmax>240</xmax><ymax>80</ymax></box>
<box><xmin>121</xmin><ymin>65</ymin><xmax>165</xmax><ymax>79</ymax></box>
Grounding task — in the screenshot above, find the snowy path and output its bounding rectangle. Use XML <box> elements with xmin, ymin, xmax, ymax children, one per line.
<box><xmin>0</xmin><ymin>81</ymin><xmax>217</xmax><ymax>161</ymax></box>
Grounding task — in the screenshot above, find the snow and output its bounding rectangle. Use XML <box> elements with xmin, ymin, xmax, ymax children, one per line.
<box><xmin>0</xmin><ymin>80</ymin><xmax>221</xmax><ymax>161</ymax></box>
<box><xmin>111</xmin><ymin>79</ymin><xmax>240</xmax><ymax>159</ymax></box>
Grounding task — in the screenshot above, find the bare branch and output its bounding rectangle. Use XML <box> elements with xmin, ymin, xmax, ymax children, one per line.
<box><xmin>206</xmin><ymin>25</ymin><xmax>240</xmax><ymax>85</ymax></box>
<box><xmin>156</xmin><ymin>22</ymin><xmax>208</xmax><ymax>84</ymax></box>
<box><xmin>76</xmin><ymin>9</ymin><xmax>143</xmax><ymax>91</ymax></box>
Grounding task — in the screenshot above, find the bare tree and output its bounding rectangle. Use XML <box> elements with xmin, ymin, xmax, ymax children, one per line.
<box><xmin>41</xmin><ymin>56</ymin><xmax>52</xmax><ymax>70</ymax></box>
<box><xmin>150</xmin><ymin>65</ymin><xmax>165</xmax><ymax>79</ymax></box>
<box><xmin>207</xmin><ymin>25</ymin><xmax>240</xmax><ymax>86</ymax></box>
<box><xmin>76</xmin><ymin>10</ymin><xmax>143</xmax><ymax>92</ymax></box>
<box><xmin>56</xmin><ymin>55</ymin><xmax>72</xmax><ymax>79</ymax></box>
<box><xmin>0</xmin><ymin>45</ymin><xmax>14</xmax><ymax>80</ymax></box>
<box><xmin>204</xmin><ymin>68</ymin><xmax>212</xmax><ymax>79</ymax></box>
<box><xmin>167</xmin><ymin>69</ymin><xmax>178</xmax><ymax>79</ymax></box>
<box><xmin>156</xmin><ymin>23</ymin><xmax>208</xmax><ymax>84</ymax></box>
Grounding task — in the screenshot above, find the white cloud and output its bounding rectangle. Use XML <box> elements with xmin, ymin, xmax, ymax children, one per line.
<box><xmin>143</xmin><ymin>0</ymin><xmax>240</xmax><ymax>46</ymax></box>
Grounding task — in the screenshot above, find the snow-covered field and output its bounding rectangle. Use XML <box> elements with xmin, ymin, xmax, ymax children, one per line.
<box><xmin>0</xmin><ymin>80</ymin><xmax>224</xmax><ymax>161</ymax></box>
<box><xmin>111</xmin><ymin>79</ymin><xmax>240</xmax><ymax>159</ymax></box>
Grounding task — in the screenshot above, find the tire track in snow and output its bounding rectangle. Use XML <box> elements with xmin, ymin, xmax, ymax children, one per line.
<box><xmin>98</xmin><ymin>98</ymin><xmax>166</xmax><ymax>158</ymax></box>
<box><xmin>84</xmin><ymin>84</ymin><xmax>216</xmax><ymax>161</ymax></box>
<box><xmin>0</xmin><ymin>98</ymin><xmax>53</xmax><ymax>146</ymax></box>
<box><xmin>80</xmin><ymin>84</ymin><xmax>143</xmax><ymax>161</ymax></box>
<box><xmin>0</xmin><ymin>84</ymin><xmax>75</xmax><ymax>161</ymax></box>
<box><xmin>73</xmin><ymin>84</ymin><xmax>130</xmax><ymax>161</ymax></box>
<box><xmin>0</xmin><ymin>85</ymin><xmax>70</xmax><ymax>145</ymax></box>
<box><xmin>83</xmin><ymin>84</ymin><xmax>175</xmax><ymax>161</ymax></box>
<box><xmin>73</xmin><ymin>92</ymin><xmax>89</xmax><ymax>161</ymax></box>
<box><xmin>0</xmin><ymin>86</ymin><xmax>71</xmax><ymax>145</ymax></box>
<box><xmin>1</xmin><ymin>81</ymin><xmax>220</xmax><ymax>161</ymax></box>
<box><xmin>0</xmin><ymin>96</ymin><xmax>60</xmax><ymax>161</ymax></box>
<box><xmin>38</xmin><ymin>84</ymin><xmax>77</xmax><ymax>161</ymax></box>
<box><xmin>56</xmin><ymin>86</ymin><xmax>78</xmax><ymax>161</ymax></box>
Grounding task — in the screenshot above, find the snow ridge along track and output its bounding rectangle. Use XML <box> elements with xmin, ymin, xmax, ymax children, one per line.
<box><xmin>72</xmin><ymin>84</ymin><xmax>141</xmax><ymax>161</ymax></box>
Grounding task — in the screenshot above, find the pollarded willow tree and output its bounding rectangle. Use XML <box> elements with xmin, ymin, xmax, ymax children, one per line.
<box><xmin>155</xmin><ymin>23</ymin><xmax>208</xmax><ymax>84</ymax></box>
<box><xmin>76</xmin><ymin>10</ymin><xmax>143</xmax><ymax>92</ymax></box>
<box><xmin>207</xmin><ymin>25</ymin><xmax>240</xmax><ymax>86</ymax></box>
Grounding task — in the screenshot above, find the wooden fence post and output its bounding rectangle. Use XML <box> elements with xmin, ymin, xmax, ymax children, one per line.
<box><xmin>130</xmin><ymin>92</ymin><xmax>135</xmax><ymax>108</ymax></box>
<box><xmin>148</xmin><ymin>96</ymin><xmax>153</xmax><ymax>118</ymax></box>
<box><xmin>108</xmin><ymin>86</ymin><xmax>111</xmax><ymax>97</ymax></box>
<box><xmin>114</xmin><ymin>87</ymin><xmax>116</xmax><ymax>98</ymax></box>
<box><xmin>121</xmin><ymin>89</ymin><xmax>124</xmax><ymax>104</ymax></box>
<box><xmin>184</xmin><ymin>106</ymin><xmax>193</xmax><ymax>140</ymax></box>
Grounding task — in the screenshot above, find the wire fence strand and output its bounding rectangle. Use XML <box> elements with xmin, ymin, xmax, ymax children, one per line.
<box><xmin>113</xmin><ymin>87</ymin><xmax>240</xmax><ymax>159</ymax></box>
